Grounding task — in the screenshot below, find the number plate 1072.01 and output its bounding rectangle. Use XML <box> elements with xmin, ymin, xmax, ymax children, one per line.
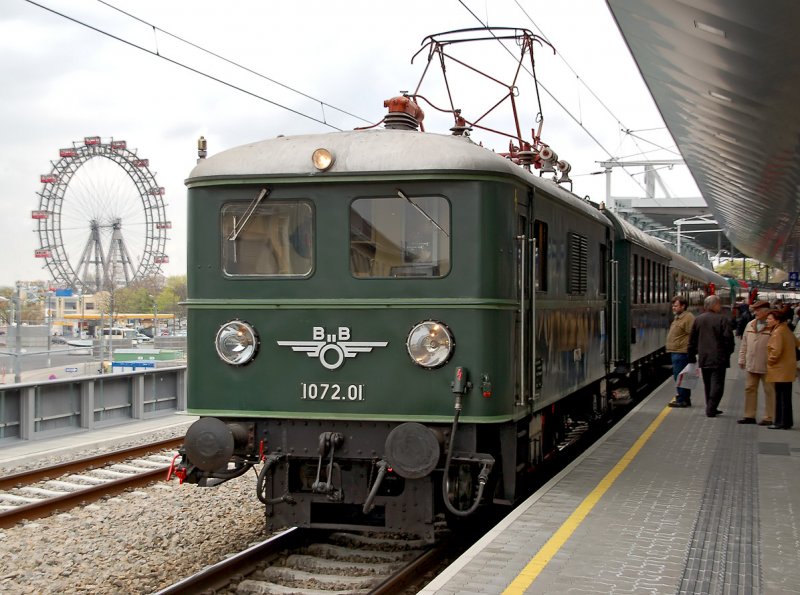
<box><xmin>300</xmin><ymin>383</ymin><xmax>364</xmax><ymax>401</ymax></box>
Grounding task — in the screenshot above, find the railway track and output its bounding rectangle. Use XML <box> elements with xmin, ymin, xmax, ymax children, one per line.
<box><xmin>0</xmin><ymin>436</ymin><xmax>183</xmax><ymax>528</ymax></box>
<box><xmin>156</xmin><ymin>527</ymin><xmax>457</xmax><ymax>595</ymax></box>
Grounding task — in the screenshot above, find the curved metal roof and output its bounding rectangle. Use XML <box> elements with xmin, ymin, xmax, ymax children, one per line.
<box><xmin>607</xmin><ymin>0</ymin><xmax>800</xmax><ymax>272</ymax></box>
<box><xmin>187</xmin><ymin>129</ymin><xmax>526</xmax><ymax>181</ymax></box>
<box><xmin>602</xmin><ymin>208</ymin><xmax>673</xmax><ymax>259</ymax></box>
<box><xmin>186</xmin><ymin>128</ymin><xmax>612</xmax><ymax>228</ymax></box>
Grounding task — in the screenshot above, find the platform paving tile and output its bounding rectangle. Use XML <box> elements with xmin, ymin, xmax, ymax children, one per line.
<box><xmin>421</xmin><ymin>380</ymin><xmax>800</xmax><ymax>594</ymax></box>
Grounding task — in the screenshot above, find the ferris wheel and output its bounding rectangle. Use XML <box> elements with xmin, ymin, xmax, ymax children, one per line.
<box><xmin>33</xmin><ymin>136</ymin><xmax>170</xmax><ymax>293</ymax></box>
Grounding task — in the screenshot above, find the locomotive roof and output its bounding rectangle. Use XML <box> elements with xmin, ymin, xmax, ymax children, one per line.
<box><xmin>186</xmin><ymin>129</ymin><xmax>611</xmax><ymax>228</ymax></box>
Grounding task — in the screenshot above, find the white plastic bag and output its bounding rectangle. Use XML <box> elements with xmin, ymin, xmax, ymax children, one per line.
<box><xmin>676</xmin><ymin>362</ymin><xmax>700</xmax><ymax>390</ymax></box>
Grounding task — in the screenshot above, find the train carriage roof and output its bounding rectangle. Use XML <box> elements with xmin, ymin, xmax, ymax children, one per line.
<box><xmin>671</xmin><ymin>250</ymin><xmax>722</xmax><ymax>284</ymax></box>
<box><xmin>602</xmin><ymin>208</ymin><xmax>672</xmax><ymax>259</ymax></box>
<box><xmin>186</xmin><ymin>129</ymin><xmax>612</xmax><ymax>228</ymax></box>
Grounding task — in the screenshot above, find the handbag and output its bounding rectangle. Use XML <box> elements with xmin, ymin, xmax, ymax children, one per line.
<box><xmin>676</xmin><ymin>363</ymin><xmax>700</xmax><ymax>390</ymax></box>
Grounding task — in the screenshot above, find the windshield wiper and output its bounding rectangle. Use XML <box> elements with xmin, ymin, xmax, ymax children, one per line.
<box><xmin>228</xmin><ymin>187</ymin><xmax>270</xmax><ymax>241</ymax></box>
<box><xmin>396</xmin><ymin>189</ymin><xmax>450</xmax><ymax>237</ymax></box>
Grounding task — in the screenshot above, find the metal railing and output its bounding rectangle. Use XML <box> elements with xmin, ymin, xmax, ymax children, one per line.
<box><xmin>0</xmin><ymin>365</ymin><xmax>187</xmax><ymax>443</ymax></box>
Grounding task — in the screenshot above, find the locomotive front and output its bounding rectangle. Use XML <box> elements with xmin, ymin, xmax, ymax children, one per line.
<box><xmin>176</xmin><ymin>128</ymin><xmax>527</xmax><ymax>540</ymax></box>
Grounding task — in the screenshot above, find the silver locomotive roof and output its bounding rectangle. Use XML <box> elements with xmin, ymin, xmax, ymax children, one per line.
<box><xmin>186</xmin><ymin>128</ymin><xmax>611</xmax><ymax>227</ymax></box>
<box><xmin>187</xmin><ymin>129</ymin><xmax>523</xmax><ymax>180</ymax></box>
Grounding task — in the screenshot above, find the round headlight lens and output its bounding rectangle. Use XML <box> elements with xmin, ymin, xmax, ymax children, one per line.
<box><xmin>311</xmin><ymin>148</ymin><xmax>334</xmax><ymax>171</ymax></box>
<box><xmin>406</xmin><ymin>321</ymin><xmax>454</xmax><ymax>368</ymax></box>
<box><xmin>215</xmin><ymin>321</ymin><xmax>259</xmax><ymax>366</ymax></box>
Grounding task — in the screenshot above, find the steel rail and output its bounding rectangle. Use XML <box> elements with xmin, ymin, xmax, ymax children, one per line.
<box><xmin>0</xmin><ymin>465</ymin><xmax>170</xmax><ymax>528</ymax></box>
<box><xmin>0</xmin><ymin>436</ymin><xmax>184</xmax><ymax>490</ymax></box>
<box><xmin>152</xmin><ymin>528</ymin><xmax>306</xmax><ymax>595</ymax></box>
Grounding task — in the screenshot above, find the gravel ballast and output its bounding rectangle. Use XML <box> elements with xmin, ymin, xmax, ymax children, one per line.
<box><xmin>0</xmin><ymin>422</ymin><xmax>279</xmax><ymax>594</ymax></box>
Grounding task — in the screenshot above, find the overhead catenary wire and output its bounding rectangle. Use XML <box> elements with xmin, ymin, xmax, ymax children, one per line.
<box><xmin>28</xmin><ymin>0</ymin><xmax>676</xmax><ymax>202</ymax></box>
<box><xmin>457</xmin><ymin>0</ymin><xmax>666</xmax><ymax>198</ymax></box>
<box><xmin>455</xmin><ymin>0</ymin><xmax>618</xmax><ymax>159</ymax></box>
<box><xmin>23</xmin><ymin>0</ymin><xmax>356</xmax><ymax>131</ymax></box>
<box><xmin>96</xmin><ymin>0</ymin><xmax>372</xmax><ymax>125</ymax></box>
<box><xmin>511</xmin><ymin>1</ymin><xmax>681</xmax><ymax>159</ymax></box>
<box><xmin>511</xmin><ymin>2</ymin><xmax>693</xmax><ymax>200</ymax></box>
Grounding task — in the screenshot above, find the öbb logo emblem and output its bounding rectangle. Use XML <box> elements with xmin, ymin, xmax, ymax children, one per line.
<box><xmin>277</xmin><ymin>327</ymin><xmax>388</xmax><ymax>370</ymax></box>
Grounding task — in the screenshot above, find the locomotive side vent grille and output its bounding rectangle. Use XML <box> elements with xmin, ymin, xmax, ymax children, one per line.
<box><xmin>567</xmin><ymin>232</ymin><xmax>588</xmax><ymax>295</ymax></box>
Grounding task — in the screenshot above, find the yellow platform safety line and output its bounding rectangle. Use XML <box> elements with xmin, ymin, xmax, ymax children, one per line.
<box><xmin>503</xmin><ymin>406</ymin><xmax>672</xmax><ymax>594</ymax></box>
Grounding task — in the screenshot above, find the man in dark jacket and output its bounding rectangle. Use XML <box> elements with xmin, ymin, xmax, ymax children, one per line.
<box><xmin>688</xmin><ymin>294</ymin><xmax>735</xmax><ymax>417</ymax></box>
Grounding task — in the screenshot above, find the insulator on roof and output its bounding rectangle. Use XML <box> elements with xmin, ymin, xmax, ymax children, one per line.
<box><xmin>450</xmin><ymin>114</ymin><xmax>472</xmax><ymax>136</ymax></box>
<box><xmin>383</xmin><ymin>96</ymin><xmax>424</xmax><ymax>131</ymax></box>
<box><xmin>556</xmin><ymin>160</ymin><xmax>572</xmax><ymax>185</ymax></box>
<box><xmin>197</xmin><ymin>136</ymin><xmax>207</xmax><ymax>160</ymax></box>
<box><xmin>539</xmin><ymin>146</ymin><xmax>558</xmax><ymax>174</ymax></box>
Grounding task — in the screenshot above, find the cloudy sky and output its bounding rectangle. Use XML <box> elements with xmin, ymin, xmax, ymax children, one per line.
<box><xmin>0</xmin><ymin>0</ymin><xmax>696</xmax><ymax>289</ymax></box>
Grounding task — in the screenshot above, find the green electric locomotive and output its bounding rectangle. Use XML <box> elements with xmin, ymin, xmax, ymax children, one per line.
<box><xmin>175</xmin><ymin>96</ymin><xmax>628</xmax><ymax>540</ymax></box>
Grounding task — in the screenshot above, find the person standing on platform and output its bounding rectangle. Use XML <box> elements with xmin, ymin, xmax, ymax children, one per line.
<box><xmin>667</xmin><ymin>296</ymin><xmax>695</xmax><ymax>407</ymax></box>
<box><xmin>737</xmin><ymin>300</ymin><xmax>775</xmax><ymax>425</ymax></box>
<box><xmin>735</xmin><ymin>300</ymin><xmax>752</xmax><ymax>338</ymax></box>
<box><xmin>688</xmin><ymin>294</ymin><xmax>735</xmax><ymax>418</ymax></box>
<box><xmin>765</xmin><ymin>308</ymin><xmax>797</xmax><ymax>430</ymax></box>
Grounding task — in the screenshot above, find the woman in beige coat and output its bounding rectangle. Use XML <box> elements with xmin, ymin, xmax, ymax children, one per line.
<box><xmin>765</xmin><ymin>309</ymin><xmax>798</xmax><ymax>429</ymax></box>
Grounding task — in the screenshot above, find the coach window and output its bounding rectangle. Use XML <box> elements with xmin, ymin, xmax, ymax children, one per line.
<box><xmin>534</xmin><ymin>220</ymin><xmax>548</xmax><ymax>291</ymax></box>
<box><xmin>350</xmin><ymin>195</ymin><xmax>450</xmax><ymax>278</ymax></box>
<box><xmin>640</xmin><ymin>257</ymin><xmax>645</xmax><ymax>303</ymax></box>
<box><xmin>221</xmin><ymin>201</ymin><xmax>313</xmax><ymax>277</ymax></box>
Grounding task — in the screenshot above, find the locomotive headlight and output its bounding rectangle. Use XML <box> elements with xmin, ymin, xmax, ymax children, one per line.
<box><xmin>311</xmin><ymin>148</ymin><xmax>334</xmax><ymax>171</ymax></box>
<box><xmin>215</xmin><ymin>320</ymin><xmax>259</xmax><ymax>366</ymax></box>
<box><xmin>406</xmin><ymin>321</ymin><xmax>454</xmax><ymax>368</ymax></box>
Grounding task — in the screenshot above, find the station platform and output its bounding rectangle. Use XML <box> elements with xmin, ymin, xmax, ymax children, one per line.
<box><xmin>421</xmin><ymin>364</ymin><xmax>800</xmax><ymax>594</ymax></box>
<box><xmin>0</xmin><ymin>413</ymin><xmax>196</xmax><ymax>469</ymax></box>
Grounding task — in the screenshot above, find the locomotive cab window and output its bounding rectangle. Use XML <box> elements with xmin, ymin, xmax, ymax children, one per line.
<box><xmin>350</xmin><ymin>194</ymin><xmax>450</xmax><ymax>278</ymax></box>
<box><xmin>222</xmin><ymin>201</ymin><xmax>313</xmax><ymax>277</ymax></box>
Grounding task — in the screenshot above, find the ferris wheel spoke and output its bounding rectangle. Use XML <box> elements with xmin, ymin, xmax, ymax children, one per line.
<box><xmin>34</xmin><ymin>138</ymin><xmax>170</xmax><ymax>292</ymax></box>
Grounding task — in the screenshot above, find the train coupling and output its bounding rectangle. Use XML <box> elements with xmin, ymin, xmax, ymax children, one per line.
<box><xmin>311</xmin><ymin>431</ymin><xmax>344</xmax><ymax>500</ymax></box>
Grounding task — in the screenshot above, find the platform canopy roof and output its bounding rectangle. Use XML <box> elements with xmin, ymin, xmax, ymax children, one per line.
<box><xmin>606</xmin><ymin>0</ymin><xmax>800</xmax><ymax>272</ymax></box>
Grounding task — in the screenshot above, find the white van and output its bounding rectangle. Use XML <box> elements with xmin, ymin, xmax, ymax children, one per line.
<box><xmin>99</xmin><ymin>327</ymin><xmax>138</xmax><ymax>340</ymax></box>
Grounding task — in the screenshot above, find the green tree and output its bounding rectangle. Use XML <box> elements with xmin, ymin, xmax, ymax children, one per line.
<box><xmin>0</xmin><ymin>287</ymin><xmax>11</xmax><ymax>326</ymax></box>
<box><xmin>165</xmin><ymin>275</ymin><xmax>187</xmax><ymax>302</ymax></box>
<box><xmin>715</xmin><ymin>259</ymin><xmax>786</xmax><ymax>285</ymax></box>
<box><xmin>162</xmin><ymin>275</ymin><xmax>187</xmax><ymax>327</ymax></box>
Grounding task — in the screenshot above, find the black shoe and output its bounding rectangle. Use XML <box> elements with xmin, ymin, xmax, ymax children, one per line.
<box><xmin>714</xmin><ymin>410</ymin><xmax>723</xmax><ymax>415</ymax></box>
<box><xmin>706</xmin><ymin>413</ymin><xmax>717</xmax><ymax>418</ymax></box>
<box><xmin>668</xmin><ymin>400</ymin><xmax>688</xmax><ymax>408</ymax></box>
<box><xmin>737</xmin><ymin>417</ymin><xmax>756</xmax><ymax>424</ymax></box>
